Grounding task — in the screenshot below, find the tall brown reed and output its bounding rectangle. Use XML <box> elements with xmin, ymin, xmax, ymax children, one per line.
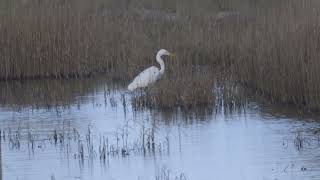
<box><xmin>228</xmin><ymin>0</ymin><xmax>320</xmax><ymax>111</ymax></box>
<box><xmin>1</xmin><ymin>0</ymin><xmax>320</xmax><ymax>110</ymax></box>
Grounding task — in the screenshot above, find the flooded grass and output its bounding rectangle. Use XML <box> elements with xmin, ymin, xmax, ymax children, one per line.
<box><xmin>50</xmin><ymin>166</ymin><xmax>187</xmax><ymax>180</ymax></box>
<box><xmin>0</xmin><ymin>120</ymin><xmax>171</xmax><ymax>163</ymax></box>
<box><xmin>155</xmin><ymin>166</ymin><xmax>187</xmax><ymax>180</ymax></box>
<box><xmin>1</xmin><ymin>0</ymin><xmax>320</xmax><ymax>110</ymax></box>
<box><xmin>293</xmin><ymin>131</ymin><xmax>312</xmax><ymax>151</ymax></box>
<box><xmin>1</xmin><ymin>118</ymin><xmax>319</xmax><ymax>180</ymax></box>
<box><xmin>1</xmin><ymin>82</ymin><xmax>320</xmax><ymax>179</ymax></box>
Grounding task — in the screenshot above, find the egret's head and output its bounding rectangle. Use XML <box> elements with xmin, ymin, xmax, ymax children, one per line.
<box><xmin>157</xmin><ymin>49</ymin><xmax>175</xmax><ymax>57</ymax></box>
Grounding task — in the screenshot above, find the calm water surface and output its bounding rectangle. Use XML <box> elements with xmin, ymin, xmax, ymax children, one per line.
<box><xmin>0</xmin><ymin>78</ymin><xmax>319</xmax><ymax>180</ymax></box>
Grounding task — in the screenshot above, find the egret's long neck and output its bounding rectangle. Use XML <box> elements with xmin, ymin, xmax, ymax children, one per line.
<box><xmin>156</xmin><ymin>54</ymin><xmax>165</xmax><ymax>74</ymax></box>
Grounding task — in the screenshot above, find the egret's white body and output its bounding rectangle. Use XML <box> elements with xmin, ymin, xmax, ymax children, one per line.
<box><xmin>128</xmin><ymin>49</ymin><xmax>173</xmax><ymax>91</ymax></box>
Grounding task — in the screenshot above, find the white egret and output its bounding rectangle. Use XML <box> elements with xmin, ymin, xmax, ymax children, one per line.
<box><xmin>128</xmin><ymin>49</ymin><xmax>175</xmax><ymax>91</ymax></box>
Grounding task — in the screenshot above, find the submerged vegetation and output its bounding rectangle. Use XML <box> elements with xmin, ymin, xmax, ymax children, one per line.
<box><xmin>1</xmin><ymin>0</ymin><xmax>320</xmax><ymax>110</ymax></box>
<box><xmin>2</xmin><ymin>121</ymin><xmax>171</xmax><ymax>161</ymax></box>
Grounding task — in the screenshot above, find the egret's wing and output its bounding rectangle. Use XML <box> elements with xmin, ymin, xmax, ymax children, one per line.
<box><xmin>128</xmin><ymin>66</ymin><xmax>160</xmax><ymax>91</ymax></box>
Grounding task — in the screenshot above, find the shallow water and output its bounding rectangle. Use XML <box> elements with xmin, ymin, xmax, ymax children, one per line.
<box><xmin>0</xmin><ymin>78</ymin><xmax>320</xmax><ymax>180</ymax></box>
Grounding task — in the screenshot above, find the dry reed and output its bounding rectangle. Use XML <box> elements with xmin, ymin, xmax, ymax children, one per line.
<box><xmin>1</xmin><ymin>0</ymin><xmax>320</xmax><ymax>110</ymax></box>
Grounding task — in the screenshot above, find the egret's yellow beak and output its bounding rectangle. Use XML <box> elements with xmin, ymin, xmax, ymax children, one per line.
<box><xmin>169</xmin><ymin>53</ymin><xmax>176</xmax><ymax>58</ymax></box>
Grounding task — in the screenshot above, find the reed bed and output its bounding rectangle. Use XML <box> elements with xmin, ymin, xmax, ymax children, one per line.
<box><xmin>231</xmin><ymin>2</ymin><xmax>320</xmax><ymax>111</ymax></box>
<box><xmin>0</xmin><ymin>77</ymin><xmax>123</xmax><ymax>108</ymax></box>
<box><xmin>131</xmin><ymin>68</ymin><xmax>215</xmax><ymax>109</ymax></box>
<box><xmin>1</xmin><ymin>0</ymin><xmax>320</xmax><ymax>110</ymax></box>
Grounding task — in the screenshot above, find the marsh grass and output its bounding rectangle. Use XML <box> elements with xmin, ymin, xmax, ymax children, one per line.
<box><xmin>1</xmin><ymin>0</ymin><xmax>320</xmax><ymax>110</ymax></box>
<box><xmin>131</xmin><ymin>69</ymin><xmax>215</xmax><ymax>109</ymax></box>
<box><xmin>0</xmin><ymin>121</ymin><xmax>171</xmax><ymax>162</ymax></box>
<box><xmin>155</xmin><ymin>166</ymin><xmax>187</xmax><ymax>180</ymax></box>
<box><xmin>0</xmin><ymin>76</ymin><xmax>128</xmax><ymax>110</ymax></box>
<box><xmin>228</xmin><ymin>2</ymin><xmax>320</xmax><ymax>111</ymax></box>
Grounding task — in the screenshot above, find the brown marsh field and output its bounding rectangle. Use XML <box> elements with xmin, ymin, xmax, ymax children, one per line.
<box><xmin>1</xmin><ymin>0</ymin><xmax>320</xmax><ymax>110</ymax></box>
<box><xmin>1</xmin><ymin>1</ymin><xmax>320</xmax><ymax>180</ymax></box>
